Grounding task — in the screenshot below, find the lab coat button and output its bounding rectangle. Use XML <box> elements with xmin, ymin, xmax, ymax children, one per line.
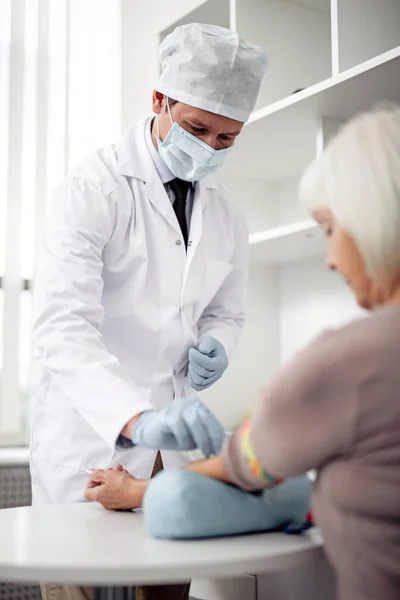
<box><xmin>180</xmin><ymin>306</ymin><xmax>185</xmax><ymax>312</ymax></box>
<box><xmin>176</xmin><ymin>239</ymin><xmax>182</xmax><ymax>246</ymax></box>
<box><xmin>173</xmin><ymin>369</ymin><xmax>177</xmax><ymax>376</ymax></box>
<box><xmin>188</xmin><ymin>241</ymin><xmax>192</xmax><ymax>246</ymax></box>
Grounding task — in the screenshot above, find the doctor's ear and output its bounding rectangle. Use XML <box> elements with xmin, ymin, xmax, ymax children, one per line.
<box><xmin>152</xmin><ymin>90</ymin><xmax>164</xmax><ymax>114</ymax></box>
<box><xmin>152</xmin><ymin>91</ymin><xmax>179</xmax><ymax>114</ymax></box>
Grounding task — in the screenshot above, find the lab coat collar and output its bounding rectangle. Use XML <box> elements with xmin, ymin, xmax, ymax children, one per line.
<box><xmin>144</xmin><ymin>117</ymin><xmax>175</xmax><ymax>184</ymax></box>
<box><xmin>116</xmin><ymin>118</ymin><xmax>219</xmax><ymax>191</ymax></box>
<box><xmin>116</xmin><ymin>118</ymin><xmax>154</xmax><ymax>181</ymax></box>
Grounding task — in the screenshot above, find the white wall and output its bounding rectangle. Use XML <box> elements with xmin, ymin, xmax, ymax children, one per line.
<box><xmin>68</xmin><ymin>0</ymin><xmax>121</xmax><ymax>167</ymax></box>
<box><xmin>219</xmin><ymin>173</ymin><xmax>279</xmax><ymax>233</ymax></box>
<box><xmin>218</xmin><ymin>175</ymin><xmax>310</xmax><ymax>233</ymax></box>
<box><xmin>120</xmin><ymin>0</ymin><xmax>207</xmax><ymax>128</ymax></box>
<box><xmin>202</xmin><ymin>256</ymin><xmax>367</xmax><ymax>429</ymax></box>
<box><xmin>201</xmin><ymin>264</ymin><xmax>280</xmax><ymax>430</ymax></box>
<box><xmin>284</xmin><ymin>0</ymin><xmax>330</xmax><ymax>11</ymax></box>
<box><xmin>338</xmin><ymin>0</ymin><xmax>400</xmax><ymax>72</ymax></box>
<box><xmin>277</xmin><ymin>177</ymin><xmax>310</xmax><ymax>226</ymax></box>
<box><xmin>279</xmin><ymin>257</ymin><xmax>365</xmax><ymax>364</ymax></box>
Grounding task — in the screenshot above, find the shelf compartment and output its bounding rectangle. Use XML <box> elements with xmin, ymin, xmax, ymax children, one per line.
<box><xmin>159</xmin><ymin>0</ymin><xmax>231</xmax><ymax>43</ymax></box>
<box><xmin>249</xmin><ymin>220</ymin><xmax>325</xmax><ymax>265</ymax></box>
<box><xmin>236</xmin><ymin>0</ymin><xmax>332</xmax><ymax>110</ymax></box>
<box><xmin>337</xmin><ymin>0</ymin><xmax>400</xmax><ymax>72</ymax></box>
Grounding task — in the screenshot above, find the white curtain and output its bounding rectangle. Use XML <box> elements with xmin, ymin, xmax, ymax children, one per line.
<box><xmin>0</xmin><ymin>0</ymin><xmax>121</xmax><ymax>445</ymax></box>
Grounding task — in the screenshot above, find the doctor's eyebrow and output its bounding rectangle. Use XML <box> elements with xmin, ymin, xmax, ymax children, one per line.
<box><xmin>186</xmin><ymin>118</ymin><xmax>241</xmax><ymax>136</ymax></box>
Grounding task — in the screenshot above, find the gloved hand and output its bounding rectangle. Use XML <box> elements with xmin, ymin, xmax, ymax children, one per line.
<box><xmin>188</xmin><ymin>336</ymin><xmax>228</xmax><ymax>391</ymax></box>
<box><xmin>131</xmin><ymin>397</ymin><xmax>225</xmax><ymax>457</ymax></box>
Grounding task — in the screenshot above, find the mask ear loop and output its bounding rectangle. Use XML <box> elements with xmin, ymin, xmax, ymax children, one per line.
<box><xmin>156</xmin><ymin>113</ymin><xmax>161</xmax><ymax>140</ymax></box>
<box><xmin>166</xmin><ymin>96</ymin><xmax>174</xmax><ymax>124</ymax></box>
<box><xmin>156</xmin><ymin>96</ymin><xmax>174</xmax><ymax>142</ymax></box>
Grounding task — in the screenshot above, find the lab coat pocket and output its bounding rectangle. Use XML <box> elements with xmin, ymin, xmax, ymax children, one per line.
<box><xmin>198</xmin><ymin>259</ymin><xmax>233</xmax><ymax>316</ymax></box>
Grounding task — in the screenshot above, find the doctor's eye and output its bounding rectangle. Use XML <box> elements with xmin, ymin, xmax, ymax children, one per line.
<box><xmin>191</xmin><ymin>126</ymin><xmax>207</xmax><ymax>134</ymax></box>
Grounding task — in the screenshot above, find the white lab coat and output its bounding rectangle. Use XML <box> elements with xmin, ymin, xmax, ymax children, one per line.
<box><xmin>30</xmin><ymin>118</ymin><xmax>248</xmax><ymax>504</ymax></box>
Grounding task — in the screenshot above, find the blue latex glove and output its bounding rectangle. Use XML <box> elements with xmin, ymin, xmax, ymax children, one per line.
<box><xmin>188</xmin><ymin>336</ymin><xmax>228</xmax><ymax>391</ymax></box>
<box><xmin>131</xmin><ymin>397</ymin><xmax>225</xmax><ymax>457</ymax></box>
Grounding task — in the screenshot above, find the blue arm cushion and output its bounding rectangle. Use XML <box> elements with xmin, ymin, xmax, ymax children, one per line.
<box><xmin>143</xmin><ymin>469</ymin><xmax>312</xmax><ymax>539</ymax></box>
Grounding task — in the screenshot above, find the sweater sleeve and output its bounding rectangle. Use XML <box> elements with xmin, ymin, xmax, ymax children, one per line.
<box><xmin>222</xmin><ymin>330</ymin><xmax>359</xmax><ymax>491</ymax></box>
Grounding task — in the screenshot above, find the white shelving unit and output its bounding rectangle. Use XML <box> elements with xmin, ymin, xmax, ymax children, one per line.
<box><xmin>158</xmin><ymin>0</ymin><xmax>400</xmax><ymax>431</ymax></box>
<box><xmin>227</xmin><ymin>46</ymin><xmax>400</xmax><ymax>181</ymax></box>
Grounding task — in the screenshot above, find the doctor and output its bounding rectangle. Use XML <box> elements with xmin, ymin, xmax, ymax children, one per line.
<box><xmin>31</xmin><ymin>22</ymin><xmax>267</xmax><ymax>500</ymax></box>
<box><xmin>32</xmin><ymin>13</ymin><xmax>266</xmax><ymax>543</ymax></box>
<box><xmin>32</xmin><ymin>21</ymin><xmax>267</xmax><ymax>600</ymax></box>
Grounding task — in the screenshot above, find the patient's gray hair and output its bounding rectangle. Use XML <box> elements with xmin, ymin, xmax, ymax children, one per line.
<box><xmin>299</xmin><ymin>104</ymin><xmax>400</xmax><ymax>284</ymax></box>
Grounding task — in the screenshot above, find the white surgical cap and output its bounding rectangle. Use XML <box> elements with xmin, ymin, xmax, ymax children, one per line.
<box><xmin>156</xmin><ymin>23</ymin><xmax>268</xmax><ymax>123</ymax></box>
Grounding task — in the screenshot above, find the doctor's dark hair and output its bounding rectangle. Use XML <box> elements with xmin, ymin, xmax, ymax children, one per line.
<box><xmin>166</xmin><ymin>97</ymin><xmax>178</xmax><ymax>110</ymax></box>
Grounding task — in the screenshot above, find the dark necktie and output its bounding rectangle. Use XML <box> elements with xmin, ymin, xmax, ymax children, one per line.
<box><xmin>168</xmin><ymin>178</ymin><xmax>191</xmax><ymax>248</ymax></box>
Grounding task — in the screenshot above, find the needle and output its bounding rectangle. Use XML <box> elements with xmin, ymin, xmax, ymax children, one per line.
<box><xmin>76</xmin><ymin>468</ymin><xmax>94</xmax><ymax>475</ymax></box>
<box><xmin>76</xmin><ymin>460</ymin><xmax>114</xmax><ymax>475</ymax></box>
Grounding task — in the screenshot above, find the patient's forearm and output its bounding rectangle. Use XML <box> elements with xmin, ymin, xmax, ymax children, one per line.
<box><xmin>186</xmin><ymin>455</ymin><xmax>233</xmax><ymax>483</ymax></box>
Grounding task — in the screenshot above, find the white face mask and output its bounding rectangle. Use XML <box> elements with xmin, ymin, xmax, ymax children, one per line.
<box><xmin>156</xmin><ymin>99</ymin><xmax>233</xmax><ymax>182</ymax></box>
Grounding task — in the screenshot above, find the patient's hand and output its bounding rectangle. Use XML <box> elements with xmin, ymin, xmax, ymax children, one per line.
<box><xmin>85</xmin><ymin>457</ymin><xmax>231</xmax><ymax>511</ymax></box>
<box><xmin>85</xmin><ymin>469</ymin><xmax>149</xmax><ymax>510</ymax></box>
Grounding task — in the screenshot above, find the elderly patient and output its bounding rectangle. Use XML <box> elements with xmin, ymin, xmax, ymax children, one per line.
<box><xmin>86</xmin><ymin>106</ymin><xmax>400</xmax><ymax>600</ymax></box>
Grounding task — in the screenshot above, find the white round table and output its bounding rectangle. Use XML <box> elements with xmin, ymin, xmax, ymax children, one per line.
<box><xmin>0</xmin><ymin>503</ymin><xmax>324</xmax><ymax>585</ymax></box>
